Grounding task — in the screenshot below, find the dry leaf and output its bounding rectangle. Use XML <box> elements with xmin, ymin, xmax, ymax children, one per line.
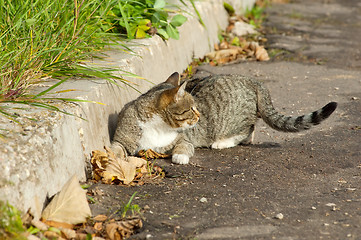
<box><xmin>243</xmin><ymin>42</ymin><xmax>269</xmax><ymax>61</ymax></box>
<box><xmin>214</xmin><ymin>43</ymin><xmax>219</xmax><ymax>51</ymax></box>
<box><xmin>75</xmin><ymin>233</ymin><xmax>89</xmax><ymax>240</ymax></box>
<box><xmin>138</xmin><ymin>149</ymin><xmax>171</xmax><ymax>159</ymax></box>
<box><xmin>42</xmin><ymin>220</ymin><xmax>74</xmax><ymax>229</ymax></box>
<box><xmin>41</xmin><ymin>175</ymin><xmax>92</xmax><ymax>225</ymax></box>
<box><xmin>93</xmin><ymin>236</ymin><xmax>106</xmax><ymax>240</ymax></box>
<box><xmin>60</xmin><ymin>228</ymin><xmax>76</xmax><ymax>239</ymax></box>
<box><xmin>206</xmin><ymin>48</ymin><xmax>241</xmax><ymax>62</ymax></box>
<box><xmin>219</xmin><ymin>40</ymin><xmax>230</xmax><ymax>50</ymax></box>
<box><xmin>103</xmin><ymin>156</ymin><xmax>147</xmax><ymax>185</ymax></box>
<box><xmin>94</xmin><ymin>222</ymin><xmax>103</xmax><ymax>231</ymax></box>
<box><xmin>44</xmin><ymin>231</ymin><xmax>60</xmax><ymax>239</ymax></box>
<box><xmin>91</xmin><ymin>146</ymin><xmax>147</xmax><ymax>185</ymax></box>
<box><xmin>91</xmin><ymin>146</ymin><xmax>164</xmax><ymax>185</ymax></box>
<box><xmin>31</xmin><ymin>219</ymin><xmax>48</xmax><ymax>231</ymax></box>
<box><xmin>255</xmin><ymin>45</ymin><xmax>270</xmax><ymax>61</ymax></box>
<box><xmin>106</xmin><ymin>223</ymin><xmax>122</xmax><ymax>240</ymax></box>
<box><xmin>91</xmin><ymin>150</ymin><xmax>109</xmax><ymax>181</ymax></box>
<box><xmin>27</xmin><ymin>235</ymin><xmax>41</xmax><ymax>240</ymax></box>
<box><xmin>93</xmin><ymin>214</ymin><xmax>108</xmax><ymax>222</ymax></box>
<box><xmin>106</xmin><ymin>218</ymin><xmax>143</xmax><ymax>240</ymax></box>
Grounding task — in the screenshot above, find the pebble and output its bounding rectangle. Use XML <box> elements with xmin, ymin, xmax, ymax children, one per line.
<box><xmin>231</xmin><ymin>21</ymin><xmax>257</xmax><ymax>36</ymax></box>
<box><xmin>274</xmin><ymin>213</ymin><xmax>284</xmax><ymax>220</ymax></box>
<box><xmin>200</xmin><ymin>197</ymin><xmax>207</xmax><ymax>203</ymax></box>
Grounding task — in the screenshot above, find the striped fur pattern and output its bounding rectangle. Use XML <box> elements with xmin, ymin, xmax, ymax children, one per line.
<box><xmin>111</xmin><ymin>73</ymin><xmax>337</xmax><ymax>165</ymax></box>
<box><xmin>184</xmin><ymin>74</ymin><xmax>337</xmax><ymax>151</ymax></box>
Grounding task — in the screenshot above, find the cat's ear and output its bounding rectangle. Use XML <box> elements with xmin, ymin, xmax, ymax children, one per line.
<box><xmin>166</xmin><ymin>72</ymin><xmax>180</xmax><ymax>87</ymax></box>
<box><xmin>174</xmin><ymin>81</ymin><xmax>187</xmax><ymax>102</ymax></box>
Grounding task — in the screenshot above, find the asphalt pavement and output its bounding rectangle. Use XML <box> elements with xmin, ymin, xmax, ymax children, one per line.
<box><xmin>89</xmin><ymin>1</ymin><xmax>361</xmax><ymax>239</ymax></box>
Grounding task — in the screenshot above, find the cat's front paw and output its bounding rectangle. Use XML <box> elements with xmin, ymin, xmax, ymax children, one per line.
<box><xmin>172</xmin><ymin>154</ymin><xmax>189</xmax><ymax>165</ymax></box>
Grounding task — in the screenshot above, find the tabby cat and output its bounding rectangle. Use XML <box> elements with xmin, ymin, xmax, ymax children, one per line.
<box><xmin>111</xmin><ymin>72</ymin><xmax>337</xmax><ymax>164</ymax></box>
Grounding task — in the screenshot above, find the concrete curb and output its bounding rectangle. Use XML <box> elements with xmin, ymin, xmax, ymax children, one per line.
<box><xmin>0</xmin><ymin>0</ymin><xmax>255</xmax><ymax>217</ymax></box>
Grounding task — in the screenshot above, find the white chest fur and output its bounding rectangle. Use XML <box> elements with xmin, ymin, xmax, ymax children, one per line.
<box><xmin>137</xmin><ymin>115</ymin><xmax>178</xmax><ymax>152</ymax></box>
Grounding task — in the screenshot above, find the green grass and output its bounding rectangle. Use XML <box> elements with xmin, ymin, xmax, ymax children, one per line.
<box><xmin>121</xmin><ymin>192</ymin><xmax>140</xmax><ymax>218</ymax></box>
<box><xmin>0</xmin><ymin>201</ymin><xmax>26</xmax><ymax>240</ymax></box>
<box><xmin>108</xmin><ymin>192</ymin><xmax>140</xmax><ymax>219</ymax></box>
<box><xmin>0</xmin><ymin>0</ymin><xmax>197</xmax><ymax>133</ymax></box>
<box><xmin>244</xmin><ymin>3</ymin><xmax>268</xmax><ymax>29</ymax></box>
<box><xmin>0</xmin><ymin>0</ymin><xmax>129</xmax><ymax>123</ymax></box>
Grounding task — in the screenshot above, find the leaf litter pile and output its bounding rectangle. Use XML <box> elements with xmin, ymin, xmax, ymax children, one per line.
<box><xmin>22</xmin><ymin>175</ymin><xmax>150</xmax><ymax>240</ymax></box>
<box><xmin>206</xmin><ymin>16</ymin><xmax>269</xmax><ymax>65</ymax></box>
<box><xmin>186</xmin><ymin>10</ymin><xmax>270</xmax><ymax>72</ymax></box>
<box><xmin>91</xmin><ymin>146</ymin><xmax>166</xmax><ymax>186</ymax></box>
<box><xmin>21</xmin><ymin>146</ymin><xmax>167</xmax><ymax>240</ymax></box>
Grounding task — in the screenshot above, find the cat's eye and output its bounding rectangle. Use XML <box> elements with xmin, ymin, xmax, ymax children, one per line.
<box><xmin>175</xmin><ymin>109</ymin><xmax>191</xmax><ymax>115</ymax></box>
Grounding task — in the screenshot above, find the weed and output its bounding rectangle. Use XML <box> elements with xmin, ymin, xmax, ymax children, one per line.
<box><xmin>106</xmin><ymin>0</ymin><xmax>189</xmax><ymax>40</ymax></box>
<box><xmin>121</xmin><ymin>192</ymin><xmax>140</xmax><ymax>218</ymax></box>
<box><xmin>0</xmin><ymin>201</ymin><xmax>26</xmax><ymax>240</ymax></box>
<box><xmin>0</xmin><ymin>0</ymin><xmax>131</xmax><ymax>125</ymax></box>
<box><xmin>146</xmin><ymin>159</ymin><xmax>158</xmax><ymax>176</ymax></box>
<box><xmin>244</xmin><ymin>2</ymin><xmax>268</xmax><ymax>29</ymax></box>
<box><xmin>0</xmin><ymin>0</ymin><xmax>201</xmax><ymax>131</ymax></box>
<box><xmin>224</xmin><ymin>2</ymin><xmax>235</xmax><ymax>15</ymax></box>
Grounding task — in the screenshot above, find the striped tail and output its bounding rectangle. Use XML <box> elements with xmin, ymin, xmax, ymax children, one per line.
<box><xmin>256</xmin><ymin>83</ymin><xmax>337</xmax><ymax>132</ymax></box>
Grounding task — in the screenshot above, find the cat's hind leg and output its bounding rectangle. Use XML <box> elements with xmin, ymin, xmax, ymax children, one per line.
<box><xmin>240</xmin><ymin>124</ymin><xmax>255</xmax><ymax>145</ymax></box>
<box><xmin>211</xmin><ymin>125</ymin><xmax>255</xmax><ymax>149</ymax></box>
<box><xmin>211</xmin><ymin>135</ymin><xmax>247</xmax><ymax>149</ymax></box>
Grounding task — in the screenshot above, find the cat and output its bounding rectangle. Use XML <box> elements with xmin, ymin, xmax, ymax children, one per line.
<box><xmin>111</xmin><ymin>72</ymin><xmax>337</xmax><ymax>164</ymax></box>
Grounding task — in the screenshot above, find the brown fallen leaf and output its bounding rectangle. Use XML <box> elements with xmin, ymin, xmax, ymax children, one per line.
<box><xmin>93</xmin><ymin>214</ymin><xmax>108</xmax><ymax>222</ymax></box>
<box><xmin>209</xmin><ymin>61</ymin><xmax>217</xmax><ymax>66</ymax></box>
<box><xmin>106</xmin><ymin>218</ymin><xmax>143</xmax><ymax>240</ymax></box>
<box><xmin>42</xmin><ymin>220</ymin><xmax>75</xmax><ymax>229</ymax></box>
<box><xmin>206</xmin><ymin>48</ymin><xmax>242</xmax><ymax>62</ymax></box>
<box><xmin>103</xmin><ymin>156</ymin><xmax>147</xmax><ymax>185</ymax></box>
<box><xmin>60</xmin><ymin>228</ymin><xmax>76</xmax><ymax>239</ymax></box>
<box><xmin>91</xmin><ymin>146</ymin><xmax>147</xmax><ymax>185</ymax></box>
<box><xmin>75</xmin><ymin>233</ymin><xmax>89</xmax><ymax>240</ymax></box>
<box><xmin>94</xmin><ymin>222</ymin><xmax>103</xmax><ymax>231</ymax></box>
<box><xmin>138</xmin><ymin>149</ymin><xmax>171</xmax><ymax>159</ymax></box>
<box><xmin>31</xmin><ymin>219</ymin><xmax>49</xmax><ymax>231</ymax></box>
<box><xmin>243</xmin><ymin>42</ymin><xmax>269</xmax><ymax>61</ymax></box>
<box><xmin>219</xmin><ymin>40</ymin><xmax>230</xmax><ymax>50</ymax></box>
<box><xmin>91</xmin><ymin>150</ymin><xmax>109</xmax><ymax>181</ymax></box>
<box><xmin>43</xmin><ymin>231</ymin><xmax>60</xmax><ymax>239</ymax></box>
<box><xmin>41</xmin><ymin>175</ymin><xmax>92</xmax><ymax>225</ymax></box>
<box><xmin>217</xmin><ymin>57</ymin><xmax>232</xmax><ymax>64</ymax></box>
<box><xmin>255</xmin><ymin>45</ymin><xmax>270</xmax><ymax>61</ymax></box>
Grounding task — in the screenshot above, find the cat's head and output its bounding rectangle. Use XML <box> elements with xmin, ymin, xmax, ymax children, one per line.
<box><xmin>157</xmin><ymin>72</ymin><xmax>200</xmax><ymax>130</ymax></box>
